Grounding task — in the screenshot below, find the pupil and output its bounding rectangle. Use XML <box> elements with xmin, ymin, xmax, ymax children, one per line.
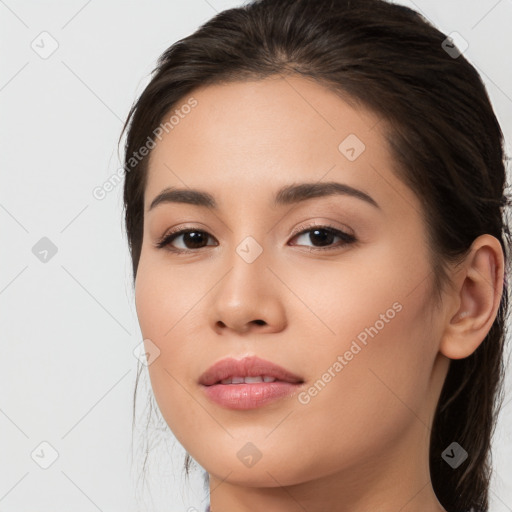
<box><xmin>310</xmin><ymin>229</ymin><xmax>334</xmax><ymax>246</ymax></box>
<box><xmin>184</xmin><ymin>231</ymin><xmax>206</xmax><ymax>248</ymax></box>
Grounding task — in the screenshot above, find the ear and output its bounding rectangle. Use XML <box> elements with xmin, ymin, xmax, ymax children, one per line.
<box><xmin>439</xmin><ymin>234</ymin><xmax>505</xmax><ymax>360</ymax></box>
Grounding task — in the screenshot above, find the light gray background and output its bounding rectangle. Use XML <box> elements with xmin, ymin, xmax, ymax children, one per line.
<box><xmin>1</xmin><ymin>0</ymin><xmax>511</xmax><ymax>511</ymax></box>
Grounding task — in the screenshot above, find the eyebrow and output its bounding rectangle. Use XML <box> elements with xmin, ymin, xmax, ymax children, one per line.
<box><xmin>147</xmin><ymin>181</ymin><xmax>380</xmax><ymax>212</ymax></box>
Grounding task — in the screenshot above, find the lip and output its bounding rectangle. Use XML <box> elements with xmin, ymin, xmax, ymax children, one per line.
<box><xmin>199</xmin><ymin>356</ymin><xmax>303</xmax><ymax>386</ymax></box>
<box><xmin>199</xmin><ymin>356</ymin><xmax>304</xmax><ymax>410</ymax></box>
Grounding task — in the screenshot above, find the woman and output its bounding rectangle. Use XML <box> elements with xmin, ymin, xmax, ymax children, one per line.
<box><xmin>120</xmin><ymin>0</ymin><xmax>510</xmax><ymax>510</ymax></box>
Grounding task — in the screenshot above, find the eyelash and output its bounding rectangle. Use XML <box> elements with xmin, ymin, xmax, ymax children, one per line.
<box><xmin>154</xmin><ymin>223</ymin><xmax>357</xmax><ymax>254</ymax></box>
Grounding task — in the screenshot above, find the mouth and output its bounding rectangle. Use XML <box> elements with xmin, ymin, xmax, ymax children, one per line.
<box><xmin>216</xmin><ymin>375</ymin><xmax>283</xmax><ymax>384</ymax></box>
<box><xmin>199</xmin><ymin>355</ymin><xmax>305</xmax><ymax>410</ymax></box>
<box><xmin>199</xmin><ymin>355</ymin><xmax>304</xmax><ymax>385</ymax></box>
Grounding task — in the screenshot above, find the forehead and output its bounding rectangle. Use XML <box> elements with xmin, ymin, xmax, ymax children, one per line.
<box><xmin>143</xmin><ymin>75</ymin><xmax>416</xmax><ymax>217</ymax></box>
<box><xmin>148</xmin><ymin>75</ymin><xmax>381</xmax><ymax>164</ymax></box>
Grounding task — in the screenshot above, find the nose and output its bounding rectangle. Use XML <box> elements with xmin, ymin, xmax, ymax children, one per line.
<box><xmin>209</xmin><ymin>245</ymin><xmax>287</xmax><ymax>336</ymax></box>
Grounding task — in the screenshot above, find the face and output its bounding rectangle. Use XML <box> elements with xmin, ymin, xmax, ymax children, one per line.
<box><xmin>134</xmin><ymin>75</ymin><xmax>449</xmax><ymax>488</ymax></box>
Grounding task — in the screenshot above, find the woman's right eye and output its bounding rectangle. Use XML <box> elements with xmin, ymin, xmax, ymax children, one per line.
<box><xmin>155</xmin><ymin>229</ymin><xmax>218</xmax><ymax>253</ymax></box>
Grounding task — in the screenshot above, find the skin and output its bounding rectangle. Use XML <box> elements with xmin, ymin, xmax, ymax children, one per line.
<box><xmin>134</xmin><ymin>74</ymin><xmax>504</xmax><ymax>512</ymax></box>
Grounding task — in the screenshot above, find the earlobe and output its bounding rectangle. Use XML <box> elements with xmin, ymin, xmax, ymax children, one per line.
<box><xmin>439</xmin><ymin>234</ymin><xmax>505</xmax><ymax>360</ymax></box>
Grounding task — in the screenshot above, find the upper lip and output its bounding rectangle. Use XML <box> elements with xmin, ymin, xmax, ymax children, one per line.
<box><xmin>199</xmin><ymin>356</ymin><xmax>304</xmax><ymax>386</ymax></box>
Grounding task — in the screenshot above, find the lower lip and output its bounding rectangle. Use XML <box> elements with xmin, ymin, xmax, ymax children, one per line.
<box><xmin>202</xmin><ymin>382</ymin><xmax>301</xmax><ymax>410</ymax></box>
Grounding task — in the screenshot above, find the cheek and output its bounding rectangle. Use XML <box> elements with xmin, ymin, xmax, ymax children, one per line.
<box><xmin>275</xmin><ymin>288</ymin><xmax>437</xmax><ymax>482</ymax></box>
<box><xmin>294</xmin><ymin>263</ymin><xmax>437</xmax><ymax>433</ymax></box>
<box><xmin>134</xmin><ymin>260</ymin><xmax>194</xmax><ymax>364</ymax></box>
<box><xmin>283</xmin><ymin>238</ymin><xmax>432</xmax><ymax>357</ymax></box>
<box><xmin>134</xmin><ymin>251</ymin><xmax>203</xmax><ymax>338</ymax></box>
<box><xmin>134</xmin><ymin>256</ymin><xmax>209</xmax><ymax>434</ymax></box>
<box><xmin>286</xmin><ymin>242</ymin><xmax>437</xmax><ymax>424</ymax></box>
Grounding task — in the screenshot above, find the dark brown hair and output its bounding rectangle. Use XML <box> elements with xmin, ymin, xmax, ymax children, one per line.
<box><xmin>121</xmin><ymin>0</ymin><xmax>512</xmax><ymax>510</ymax></box>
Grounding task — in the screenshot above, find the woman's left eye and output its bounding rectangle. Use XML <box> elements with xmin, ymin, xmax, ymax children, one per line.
<box><xmin>155</xmin><ymin>225</ymin><xmax>356</xmax><ymax>253</ymax></box>
<box><xmin>290</xmin><ymin>225</ymin><xmax>356</xmax><ymax>251</ymax></box>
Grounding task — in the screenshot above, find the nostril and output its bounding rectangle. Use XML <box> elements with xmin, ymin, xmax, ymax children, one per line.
<box><xmin>215</xmin><ymin>319</ymin><xmax>266</xmax><ymax>330</ymax></box>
